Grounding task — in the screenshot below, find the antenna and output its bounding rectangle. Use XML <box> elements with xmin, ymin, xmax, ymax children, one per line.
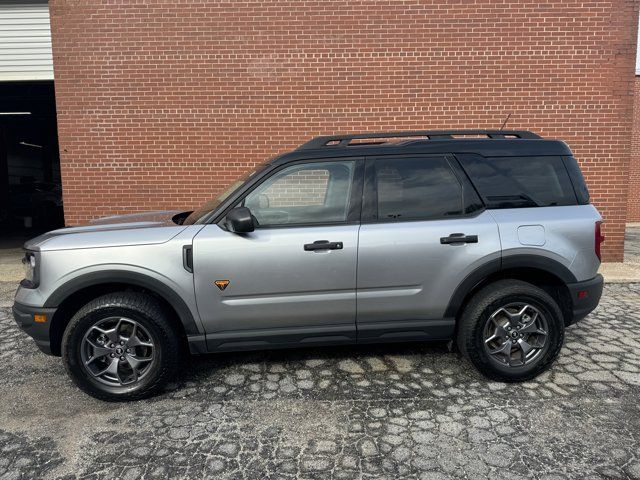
<box><xmin>500</xmin><ymin>113</ymin><xmax>512</xmax><ymax>131</ymax></box>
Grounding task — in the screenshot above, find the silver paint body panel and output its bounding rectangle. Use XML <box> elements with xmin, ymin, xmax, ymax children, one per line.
<box><xmin>192</xmin><ymin>224</ymin><xmax>359</xmax><ymax>335</ymax></box>
<box><xmin>357</xmin><ymin>211</ymin><xmax>501</xmax><ymax>324</ymax></box>
<box><xmin>489</xmin><ymin>205</ymin><xmax>602</xmax><ymax>282</ymax></box>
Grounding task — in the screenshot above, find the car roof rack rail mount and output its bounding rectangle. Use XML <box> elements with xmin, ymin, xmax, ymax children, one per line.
<box><xmin>297</xmin><ymin>130</ymin><xmax>542</xmax><ymax>150</ymax></box>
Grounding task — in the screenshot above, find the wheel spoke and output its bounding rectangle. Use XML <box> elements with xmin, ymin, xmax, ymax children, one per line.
<box><xmin>84</xmin><ymin>339</ymin><xmax>112</xmax><ymax>365</ymax></box>
<box><xmin>516</xmin><ymin>304</ymin><xmax>530</xmax><ymax>318</ymax></box>
<box><xmin>494</xmin><ymin>307</ymin><xmax>521</xmax><ymax>328</ymax></box>
<box><xmin>517</xmin><ymin>338</ymin><xmax>534</xmax><ymax>356</ymax></box>
<box><xmin>488</xmin><ymin>339</ymin><xmax>512</xmax><ymax>356</ymax></box>
<box><xmin>126</xmin><ymin>353</ymin><xmax>153</xmax><ymax>371</ymax></box>
<box><xmin>126</xmin><ymin>336</ymin><xmax>153</xmax><ymax>348</ymax></box>
<box><xmin>507</xmin><ymin>311</ymin><xmax>521</xmax><ymax>328</ymax></box>
<box><xmin>90</xmin><ymin>357</ymin><xmax>121</xmax><ymax>381</ymax></box>
<box><xmin>520</xmin><ymin>322</ymin><xmax>547</xmax><ymax>336</ymax></box>
<box><xmin>484</xmin><ymin>333</ymin><xmax>500</xmax><ymax>344</ymax></box>
<box><xmin>89</xmin><ymin>325</ymin><xmax>119</xmax><ymax>343</ymax></box>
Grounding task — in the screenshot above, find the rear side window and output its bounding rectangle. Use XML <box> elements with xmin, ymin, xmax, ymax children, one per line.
<box><xmin>563</xmin><ymin>156</ymin><xmax>590</xmax><ymax>204</ymax></box>
<box><xmin>370</xmin><ymin>156</ymin><xmax>464</xmax><ymax>221</ymax></box>
<box><xmin>458</xmin><ymin>155</ymin><xmax>577</xmax><ymax>208</ymax></box>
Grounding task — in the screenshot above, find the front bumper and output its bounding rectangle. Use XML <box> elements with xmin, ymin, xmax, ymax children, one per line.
<box><xmin>12</xmin><ymin>301</ymin><xmax>57</xmax><ymax>355</ymax></box>
<box><xmin>566</xmin><ymin>274</ymin><xmax>604</xmax><ymax>324</ymax></box>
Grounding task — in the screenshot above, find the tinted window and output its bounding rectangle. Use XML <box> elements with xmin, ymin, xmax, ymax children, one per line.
<box><xmin>243</xmin><ymin>161</ymin><xmax>355</xmax><ymax>226</ymax></box>
<box><xmin>184</xmin><ymin>164</ymin><xmax>268</xmax><ymax>225</ymax></box>
<box><xmin>563</xmin><ymin>156</ymin><xmax>590</xmax><ymax>205</ymax></box>
<box><xmin>372</xmin><ymin>157</ymin><xmax>463</xmax><ymax>221</ymax></box>
<box><xmin>458</xmin><ymin>155</ymin><xmax>577</xmax><ymax>208</ymax></box>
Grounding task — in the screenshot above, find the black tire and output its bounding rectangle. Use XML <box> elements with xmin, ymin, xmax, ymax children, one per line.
<box><xmin>456</xmin><ymin>279</ymin><xmax>564</xmax><ymax>382</ymax></box>
<box><xmin>62</xmin><ymin>292</ymin><xmax>181</xmax><ymax>401</ymax></box>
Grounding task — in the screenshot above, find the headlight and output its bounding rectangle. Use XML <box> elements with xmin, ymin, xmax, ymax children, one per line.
<box><xmin>21</xmin><ymin>251</ymin><xmax>39</xmax><ymax>289</ymax></box>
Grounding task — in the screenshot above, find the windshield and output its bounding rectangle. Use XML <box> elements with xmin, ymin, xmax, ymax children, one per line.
<box><xmin>183</xmin><ymin>164</ymin><xmax>268</xmax><ymax>225</ymax></box>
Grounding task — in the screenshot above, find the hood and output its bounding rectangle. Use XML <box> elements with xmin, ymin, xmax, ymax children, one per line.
<box><xmin>88</xmin><ymin>210</ymin><xmax>183</xmax><ymax>226</ymax></box>
<box><xmin>25</xmin><ymin>210</ymin><xmax>188</xmax><ymax>251</ymax></box>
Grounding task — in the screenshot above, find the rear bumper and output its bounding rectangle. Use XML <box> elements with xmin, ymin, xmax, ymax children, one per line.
<box><xmin>12</xmin><ymin>301</ymin><xmax>56</xmax><ymax>355</ymax></box>
<box><xmin>566</xmin><ymin>274</ymin><xmax>604</xmax><ymax>324</ymax></box>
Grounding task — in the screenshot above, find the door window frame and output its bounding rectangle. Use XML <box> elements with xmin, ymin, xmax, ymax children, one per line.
<box><xmin>362</xmin><ymin>154</ymin><xmax>485</xmax><ymax>223</ymax></box>
<box><xmin>216</xmin><ymin>157</ymin><xmax>365</xmax><ymax>230</ymax></box>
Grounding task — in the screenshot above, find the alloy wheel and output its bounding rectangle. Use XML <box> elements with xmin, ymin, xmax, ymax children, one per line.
<box><xmin>482</xmin><ymin>303</ymin><xmax>549</xmax><ymax>367</ymax></box>
<box><xmin>80</xmin><ymin>317</ymin><xmax>156</xmax><ymax>387</ymax></box>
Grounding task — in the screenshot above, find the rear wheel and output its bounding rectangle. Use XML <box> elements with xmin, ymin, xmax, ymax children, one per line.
<box><xmin>62</xmin><ymin>292</ymin><xmax>180</xmax><ymax>401</ymax></box>
<box><xmin>456</xmin><ymin>279</ymin><xmax>564</xmax><ymax>382</ymax></box>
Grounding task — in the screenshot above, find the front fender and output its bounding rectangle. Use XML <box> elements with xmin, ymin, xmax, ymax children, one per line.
<box><xmin>43</xmin><ymin>268</ymin><xmax>202</xmax><ymax>335</ymax></box>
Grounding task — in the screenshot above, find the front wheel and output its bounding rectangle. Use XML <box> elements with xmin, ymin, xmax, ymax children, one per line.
<box><xmin>456</xmin><ymin>279</ymin><xmax>565</xmax><ymax>382</ymax></box>
<box><xmin>62</xmin><ymin>292</ymin><xmax>181</xmax><ymax>401</ymax></box>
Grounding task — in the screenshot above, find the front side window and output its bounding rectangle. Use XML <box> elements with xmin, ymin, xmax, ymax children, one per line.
<box><xmin>371</xmin><ymin>156</ymin><xmax>464</xmax><ymax>221</ymax></box>
<box><xmin>183</xmin><ymin>164</ymin><xmax>268</xmax><ymax>225</ymax></box>
<box><xmin>243</xmin><ymin>161</ymin><xmax>355</xmax><ymax>226</ymax></box>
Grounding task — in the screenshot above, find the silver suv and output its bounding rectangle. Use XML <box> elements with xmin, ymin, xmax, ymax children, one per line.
<box><xmin>13</xmin><ymin>130</ymin><xmax>604</xmax><ymax>401</ymax></box>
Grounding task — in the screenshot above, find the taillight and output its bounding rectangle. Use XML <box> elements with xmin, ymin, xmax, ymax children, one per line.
<box><xmin>595</xmin><ymin>221</ymin><xmax>605</xmax><ymax>262</ymax></box>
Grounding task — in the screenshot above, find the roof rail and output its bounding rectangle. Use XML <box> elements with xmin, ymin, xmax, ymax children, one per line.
<box><xmin>297</xmin><ymin>130</ymin><xmax>542</xmax><ymax>150</ymax></box>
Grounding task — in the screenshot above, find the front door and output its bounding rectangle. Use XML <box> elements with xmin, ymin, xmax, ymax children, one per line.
<box><xmin>193</xmin><ymin>158</ymin><xmax>363</xmax><ymax>351</ymax></box>
<box><xmin>356</xmin><ymin>154</ymin><xmax>501</xmax><ymax>342</ymax></box>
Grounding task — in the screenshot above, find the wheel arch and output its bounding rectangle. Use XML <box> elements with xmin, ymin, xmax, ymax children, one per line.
<box><xmin>445</xmin><ymin>255</ymin><xmax>575</xmax><ymax>327</ymax></box>
<box><xmin>45</xmin><ymin>270</ymin><xmax>200</xmax><ymax>356</ymax></box>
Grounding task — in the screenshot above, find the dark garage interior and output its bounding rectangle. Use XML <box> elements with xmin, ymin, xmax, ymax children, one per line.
<box><xmin>0</xmin><ymin>81</ymin><xmax>63</xmax><ymax>244</ymax></box>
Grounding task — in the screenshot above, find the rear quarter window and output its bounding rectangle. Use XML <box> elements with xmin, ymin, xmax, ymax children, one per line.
<box><xmin>562</xmin><ymin>156</ymin><xmax>590</xmax><ymax>205</ymax></box>
<box><xmin>457</xmin><ymin>155</ymin><xmax>578</xmax><ymax>209</ymax></box>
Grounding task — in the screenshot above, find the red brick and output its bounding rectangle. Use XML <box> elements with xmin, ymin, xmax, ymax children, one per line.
<box><xmin>49</xmin><ymin>0</ymin><xmax>640</xmax><ymax>261</ymax></box>
<box><xmin>629</xmin><ymin>76</ymin><xmax>640</xmax><ymax>222</ymax></box>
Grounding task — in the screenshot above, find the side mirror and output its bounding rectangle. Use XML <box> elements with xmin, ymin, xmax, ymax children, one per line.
<box><xmin>225</xmin><ymin>207</ymin><xmax>255</xmax><ymax>233</ymax></box>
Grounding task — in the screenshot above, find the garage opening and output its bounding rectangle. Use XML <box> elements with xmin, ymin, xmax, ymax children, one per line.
<box><xmin>0</xmin><ymin>81</ymin><xmax>63</xmax><ymax>243</ymax></box>
<box><xmin>1</xmin><ymin>1</ymin><xmax>61</xmax><ymax>246</ymax></box>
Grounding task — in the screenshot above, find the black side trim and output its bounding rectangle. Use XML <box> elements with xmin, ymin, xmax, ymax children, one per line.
<box><xmin>13</xmin><ymin>302</ymin><xmax>57</xmax><ymax>355</ymax></box>
<box><xmin>187</xmin><ymin>334</ymin><xmax>208</xmax><ymax>354</ymax></box>
<box><xmin>444</xmin><ymin>258</ymin><xmax>502</xmax><ymax>318</ymax></box>
<box><xmin>444</xmin><ymin>255</ymin><xmax>578</xmax><ymax>318</ymax></box>
<box><xmin>501</xmin><ymin>255</ymin><xmax>577</xmax><ymax>283</ymax></box>
<box><xmin>206</xmin><ymin>325</ymin><xmax>357</xmax><ymax>352</ymax></box>
<box><xmin>566</xmin><ymin>274</ymin><xmax>603</xmax><ymax>324</ymax></box>
<box><xmin>182</xmin><ymin>245</ymin><xmax>193</xmax><ymax>273</ymax></box>
<box><xmin>357</xmin><ymin>318</ymin><xmax>455</xmax><ymax>343</ymax></box>
<box><xmin>43</xmin><ymin>270</ymin><xmax>200</xmax><ymax>335</ymax></box>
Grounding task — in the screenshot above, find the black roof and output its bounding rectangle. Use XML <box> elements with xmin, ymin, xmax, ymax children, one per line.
<box><xmin>270</xmin><ymin>130</ymin><xmax>572</xmax><ymax>166</ymax></box>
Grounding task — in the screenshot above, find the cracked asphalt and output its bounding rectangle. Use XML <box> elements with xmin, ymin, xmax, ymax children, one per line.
<box><xmin>0</xmin><ymin>281</ymin><xmax>639</xmax><ymax>479</ymax></box>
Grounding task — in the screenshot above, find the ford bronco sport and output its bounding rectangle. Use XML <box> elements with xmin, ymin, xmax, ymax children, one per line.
<box><xmin>13</xmin><ymin>130</ymin><xmax>604</xmax><ymax>401</ymax></box>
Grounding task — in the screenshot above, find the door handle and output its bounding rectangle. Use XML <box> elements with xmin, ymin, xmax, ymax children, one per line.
<box><xmin>304</xmin><ymin>240</ymin><xmax>344</xmax><ymax>251</ymax></box>
<box><xmin>440</xmin><ymin>233</ymin><xmax>478</xmax><ymax>245</ymax></box>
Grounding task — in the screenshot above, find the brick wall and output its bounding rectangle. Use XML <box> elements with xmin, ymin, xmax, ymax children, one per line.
<box><xmin>629</xmin><ymin>77</ymin><xmax>640</xmax><ymax>222</ymax></box>
<box><xmin>49</xmin><ymin>0</ymin><xmax>639</xmax><ymax>261</ymax></box>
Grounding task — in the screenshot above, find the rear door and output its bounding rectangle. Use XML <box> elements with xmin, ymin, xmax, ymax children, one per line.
<box><xmin>356</xmin><ymin>154</ymin><xmax>501</xmax><ymax>342</ymax></box>
<box><xmin>192</xmin><ymin>158</ymin><xmax>364</xmax><ymax>350</ymax></box>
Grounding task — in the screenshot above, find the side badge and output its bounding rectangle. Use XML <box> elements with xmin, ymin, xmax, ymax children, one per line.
<box><xmin>214</xmin><ymin>280</ymin><xmax>230</xmax><ymax>291</ymax></box>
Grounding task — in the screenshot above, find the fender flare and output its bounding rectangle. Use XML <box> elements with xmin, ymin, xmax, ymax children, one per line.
<box><xmin>444</xmin><ymin>255</ymin><xmax>577</xmax><ymax>318</ymax></box>
<box><xmin>44</xmin><ymin>270</ymin><xmax>200</xmax><ymax>335</ymax></box>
